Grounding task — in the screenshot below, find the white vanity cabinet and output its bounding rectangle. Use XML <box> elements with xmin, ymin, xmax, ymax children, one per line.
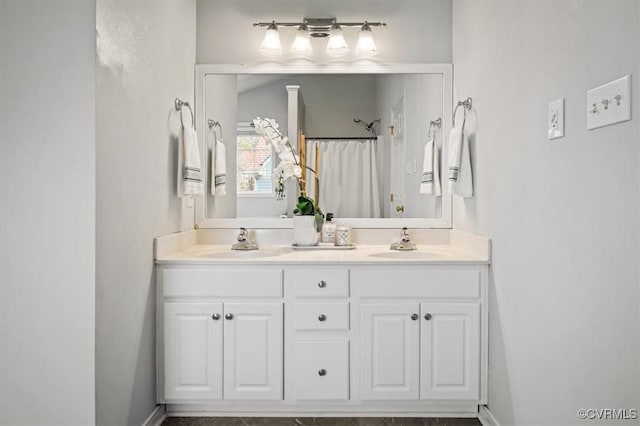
<box><xmin>157</xmin><ymin>261</ymin><xmax>488</xmax><ymax>417</ymax></box>
<box><xmin>356</xmin><ymin>268</ymin><xmax>484</xmax><ymax>403</ymax></box>
<box><xmin>159</xmin><ymin>269</ymin><xmax>284</xmax><ymax>402</ymax></box>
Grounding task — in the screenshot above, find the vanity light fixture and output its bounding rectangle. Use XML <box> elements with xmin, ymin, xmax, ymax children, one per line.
<box><xmin>291</xmin><ymin>24</ymin><xmax>312</xmax><ymax>56</ymax></box>
<box><xmin>326</xmin><ymin>23</ymin><xmax>349</xmax><ymax>57</ymax></box>
<box><xmin>356</xmin><ymin>22</ymin><xmax>377</xmax><ymax>56</ymax></box>
<box><xmin>254</xmin><ymin>18</ymin><xmax>386</xmax><ymax>57</ymax></box>
<box><xmin>260</xmin><ymin>22</ymin><xmax>282</xmax><ymax>57</ymax></box>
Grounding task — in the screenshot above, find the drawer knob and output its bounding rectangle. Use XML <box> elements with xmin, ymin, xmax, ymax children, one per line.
<box><xmin>318</xmin><ymin>314</ymin><xmax>327</xmax><ymax>322</ymax></box>
<box><xmin>318</xmin><ymin>280</ymin><xmax>327</xmax><ymax>288</ymax></box>
<box><xmin>211</xmin><ymin>314</ymin><xmax>220</xmax><ymax>321</ymax></box>
<box><xmin>424</xmin><ymin>313</ymin><xmax>432</xmax><ymax>321</ymax></box>
<box><xmin>411</xmin><ymin>314</ymin><xmax>419</xmax><ymax>321</ymax></box>
<box><xmin>225</xmin><ymin>313</ymin><xmax>234</xmax><ymax>320</ymax></box>
<box><xmin>318</xmin><ymin>369</ymin><xmax>327</xmax><ymax>376</ymax></box>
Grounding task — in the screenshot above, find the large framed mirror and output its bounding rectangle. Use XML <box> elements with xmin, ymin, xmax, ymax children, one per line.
<box><xmin>194</xmin><ymin>64</ymin><xmax>452</xmax><ymax>228</ymax></box>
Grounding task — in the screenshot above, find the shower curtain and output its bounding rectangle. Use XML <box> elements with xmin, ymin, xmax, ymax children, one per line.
<box><xmin>306</xmin><ymin>139</ymin><xmax>381</xmax><ymax>218</ymax></box>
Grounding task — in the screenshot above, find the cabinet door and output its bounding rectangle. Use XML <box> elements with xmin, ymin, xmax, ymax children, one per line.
<box><xmin>164</xmin><ymin>303</ymin><xmax>223</xmax><ymax>400</ymax></box>
<box><xmin>420</xmin><ymin>303</ymin><xmax>480</xmax><ymax>400</ymax></box>
<box><xmin>223</xmin><ymin>303</ymin><xmax>283</xmax><ymax>400</ymax></box>
<box><xmin>361</xmin><ymin>303</ymin><xmax>420</xmax><ymax>400</ymax></box>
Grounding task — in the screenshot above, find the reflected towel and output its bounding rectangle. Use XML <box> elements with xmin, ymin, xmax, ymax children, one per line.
<box><xmin>420</xmin><ymin>137</ymin><xmax>441</xmax><ymax>197</ymax></box>
<box><xmin>448</xmin><ymin>126</ymin><xmax>473</xmax><ymax>198</ymax></box>
<box><xmin>178</xmin><ymin>126</ymin><xmax>203</xmax><ymax>197</ymax></box>
<box><xmin>211</xmin><ymin>139</ymin><xmax>227</xmax><ymax>196</ymax></box>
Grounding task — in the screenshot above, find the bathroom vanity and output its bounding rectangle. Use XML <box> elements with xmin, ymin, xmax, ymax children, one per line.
<box><xmin>155</xmin><ymin>230</ymin><xmax>490</xmax><ymax>418</ymax></box>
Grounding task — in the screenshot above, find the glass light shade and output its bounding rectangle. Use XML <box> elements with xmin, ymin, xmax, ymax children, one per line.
<box><xmin>356</xmin><ymin>24</ymin><xmax>377</xmax><ymax>56</ymax></box>
<box><xmin>260</xmin><ymin>23</ymin><xmax>282</xmax><ymax>56</ymax></box>
<box><xmin>326</xmin><ymin>24</ymin><xmax>348</xmax><ymax>57</ymax></box>
<box><xmin>291</xmin><ymin>26</ymin><xmax>312</xmax><ymax>55</ymax></box>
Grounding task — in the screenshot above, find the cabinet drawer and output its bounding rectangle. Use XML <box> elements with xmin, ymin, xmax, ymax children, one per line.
<box><xmin>294</xmin><ymin>340</ymin><xmax>349</xmax><ymax>400</ymax></box>
<box><xmin>357</xmin><ymin>269</ymin><xmax>480</xmax><ymax>299</ymax></box>
<box><xmin>293</xmin><ymin>269</ymin><xmax>349</xmax><ymax>298</ymax></box>
<box><xmin>163</xmin><ymin>269</ymin><xmax>283</xmax><ymax>298</ymax></box>
<box><xmin>295</xmin><ymin>303</ymin><xmax>349</xmax><ymax>331</ymax></box>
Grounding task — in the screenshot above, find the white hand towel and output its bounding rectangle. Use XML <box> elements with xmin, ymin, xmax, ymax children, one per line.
<box><xmin>420</xmin><ymin>137</ymin><xmax>442</xmax><ymax>197</ymax></box>
<box><xmin>448</xmin><ymin>126</ymin><xmax>473</xmax><ymax>198</ymax></box>
<box><xmin>211</xmin><ymin>139</ymin><xmax>227</xmax><ymax>196</ymax></box>
<box><xmin>178</xmin><ymin>126</ymin><xmax>203</xmax><ymax>197</ymax></box>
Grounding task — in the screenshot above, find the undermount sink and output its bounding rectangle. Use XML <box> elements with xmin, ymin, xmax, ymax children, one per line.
<box><xmin>199</xmin><ymin>247</ymin><xmax>291</xmax><ymax>259</ymax></box>
<box><xmin>368</xmin><ymin>249</ymin><xmax>447</xmax><ymax>260</ymax></box>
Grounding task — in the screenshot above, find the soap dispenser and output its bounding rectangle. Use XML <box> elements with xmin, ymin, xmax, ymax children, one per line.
<box><xmin>321</xmin><ymin>213</ymin><xmax>337</xmax><ymax>243</ymax></box>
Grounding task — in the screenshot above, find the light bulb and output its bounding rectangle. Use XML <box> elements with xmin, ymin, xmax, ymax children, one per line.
<box><xmin>291</xmin><ymin>24</ymin><xmax>312</xmax><ymax>56</ymax></box>
<box><xmin>326</xmin><ymin>24</ymin><xmax>348</xmax><ymax>57</ymax></box>
<box><xmin>356</xmin><ymin>22</ymin><xmax>377</xmax><ymax>56</ymax></box>
<box><xmin>260</xmin><ymin>22</ymin><xmax>281</xmax><ymax>56</ymax></box>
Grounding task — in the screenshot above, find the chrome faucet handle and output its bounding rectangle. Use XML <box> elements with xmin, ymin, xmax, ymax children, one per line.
<box><xmin>390</xmin><ymin>227</ymin><xmax>417</xmax><ymax>251</ymax></box>
<box><xmin>232</xmin><ymin>227</ymin><xmax>258</xmax><ymax>251</ymax></box>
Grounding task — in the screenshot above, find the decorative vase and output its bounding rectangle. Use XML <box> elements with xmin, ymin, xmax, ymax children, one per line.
<box><xmin>293</xmin><ymin>215</ymin><xmax>320</xmax><ymax>246</ymax></box>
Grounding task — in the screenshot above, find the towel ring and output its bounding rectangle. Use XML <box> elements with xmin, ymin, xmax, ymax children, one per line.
<box><xmin>453</xmin><ymin>97</ymin><xmax>472</xmax><ymax>127</ymax></box>
<box><xmin>175</xmin><ymin>98</ymin><xmax>194</xmax><ymax>129</ymax></box>
<box><xmin>428</xmin><ymin>118</ymin><xmax>442</xmax><ymax>139</ymax></box>
<box><xmin>208</xmin><ymin>119</ymin><xmax>223</xmax><ymax>141</ymax></box>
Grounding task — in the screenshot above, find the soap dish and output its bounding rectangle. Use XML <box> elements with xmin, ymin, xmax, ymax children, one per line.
<box><xmin>291</xmin><ymin>243</ymin><xmax>356</xmax><ymax>250</ymax></box>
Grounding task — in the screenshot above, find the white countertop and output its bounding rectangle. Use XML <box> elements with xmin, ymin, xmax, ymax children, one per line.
<box><xmin>155</xmin><ymin>243</ymin><xmax>490</xmax><ymax>265</ymax></box>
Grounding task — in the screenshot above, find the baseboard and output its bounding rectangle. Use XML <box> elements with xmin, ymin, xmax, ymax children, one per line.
<box><xmin>142</xmin><ymin>405</ymin><xmax>166</xmax><ymax>426</ymax></box>
<box><xmin>478</xmin><ymin>405</ymin><xmax>499</xmax><ymax>426</ymax></box>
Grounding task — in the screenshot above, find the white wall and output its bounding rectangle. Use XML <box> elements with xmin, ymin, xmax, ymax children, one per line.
<box><xmin>196</xmin><ymin>0</ymin><xmax>452</xmax><ymax>64</ymax></box>
<box><xmin>96</xmin><ymin>1</ymin><xmax>196</xmax><ymax>425</ymax></box>
<box><xmin>0</xmin><ymin>1</ymin><xmax>96</xmax><ymax>424</ymax></box>
<box><xmin>452</xmin><ymin>1</ymin><xmax>640</xmax><ymax>424</ymax></box>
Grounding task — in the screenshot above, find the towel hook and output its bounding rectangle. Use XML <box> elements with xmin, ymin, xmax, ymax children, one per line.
<box><xmin>453</xmin><ymin>97</ymin><xmax>472</xmax><ymax>127</ymax></box>
<box><xmin>427</xmin><ymin>117</ymin><xmax>442</xmax><ymax>139</ymax></box>
<box><xmin>208</xmin><ymin>119</ymin><xmax>224</xmax><ymax>141</ymax></box>
<box><xmin>175</xmin><ymin>98</ymin><xmax>194</xmax><ymax>129</ymax></box>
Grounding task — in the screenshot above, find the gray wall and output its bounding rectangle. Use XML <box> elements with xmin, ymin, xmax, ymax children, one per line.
<box><xmin>96</xmin><ymin>1</ymin><xmax>196</xmax><ymax>424</ymax></box>
<box><xmin>196</xmin><ymin>0</ymin><xmax>452</xmax><ymax>64</ymax></box>
<box><xmin>0</xmin><ymin>1</ymin><xmax>96</xmax><ymax>424</ymax></box>
<box><xmin>375</xmin><ymin>74</ymin><xmax>443</xmax><ymax>219</ymax></box>
<box><xmin>452</xmin><ymin>1</ymin><xmax>640</xmax><ymax>424</ymax></box>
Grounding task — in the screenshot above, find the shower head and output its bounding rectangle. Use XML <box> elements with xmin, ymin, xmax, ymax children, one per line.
<box><xmin>353</xmin><ymin>118</ymin><xmax>380</xmax><ymax>131</ymax></box>
<box><xmin>353</xmin><ymin>117</ymin><xmax>380</xmax><ymax>137</ymax></box>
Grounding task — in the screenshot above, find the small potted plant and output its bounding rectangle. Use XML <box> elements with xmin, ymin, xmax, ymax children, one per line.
<box><xmin>252</xmin><ymin>117</ymin><xmax>323</xmax><ymax>246</ymax></box>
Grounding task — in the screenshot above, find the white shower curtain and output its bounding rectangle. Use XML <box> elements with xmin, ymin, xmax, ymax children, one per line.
<box><xmin>306</xmin><ymin>140</ymin><xmax>381</xmax><ymax>218</ymax></box>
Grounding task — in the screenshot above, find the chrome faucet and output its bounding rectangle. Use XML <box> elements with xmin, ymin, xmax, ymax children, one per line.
<box><xmin>390</xmin><ymin>227</ymin><xmax>417</xmax><ymax>251</ymax></box>
<box><xmin>231</xmin><ymin>227</ymin><xmax>259</xmax><ymax>251</ymax></box>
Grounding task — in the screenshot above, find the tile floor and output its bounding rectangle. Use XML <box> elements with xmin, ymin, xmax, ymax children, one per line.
<box><xmin>162</xmin><ymin>417</ymin><xmax>481</xmax><ymax>426</ymax></box>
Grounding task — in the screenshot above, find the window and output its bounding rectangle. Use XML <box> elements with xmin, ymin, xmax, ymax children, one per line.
<box><xmin>237</xmin><ymin>122</ymin><xmax>273</xmax><ymax>196</ymax></box>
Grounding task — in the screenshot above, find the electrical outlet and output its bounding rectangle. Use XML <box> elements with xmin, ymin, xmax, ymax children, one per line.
<box><xmin>548</xmin><ymin>98</ymin><xmax>565</xmax><ymax>140</ymax></box>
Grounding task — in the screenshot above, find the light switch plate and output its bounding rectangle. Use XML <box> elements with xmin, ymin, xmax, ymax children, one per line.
<box><xmin>548</xmin><ymin>98</ymin><xmax>565</xmax><ymax>140</ymax></box>
<box><xmin>587</xmin><ymin>75</ymin><xmax>631</xmax><ymax>130</ymax></box>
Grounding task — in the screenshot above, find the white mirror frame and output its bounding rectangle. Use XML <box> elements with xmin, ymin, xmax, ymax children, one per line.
<box><xmin>194</xmin><ymin>63</ymin><xmax>453</xmax><ymax>229</ymax></box>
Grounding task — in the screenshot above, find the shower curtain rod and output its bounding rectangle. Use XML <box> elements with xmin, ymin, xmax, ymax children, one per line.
<box><xmin>306</xmin><ymin>137</ymin><xmax>377</xmax><ymax>141</ymax></box>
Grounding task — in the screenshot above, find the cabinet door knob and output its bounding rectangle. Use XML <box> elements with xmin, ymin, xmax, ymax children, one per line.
<box><xmin>318</xmin><ymin>280</ymin><xmax>327</xmax><ymax>288</ymax></box>
<box><xmin>411</xmin><ymin>314</ymin><xmax>419</xmax><ymax>321</ymax></box>
<box><xmin>318</xmin><ymin>314</ymin><xmax>327</xmax><ymax>322</ymax></box>
<box><xmin>318</xmin><ymin>369</ymin><xmax>327</xmax><ymax>376</ymax></box>
<box><xmin>211</xmin><ymin>314</ymin><xmax>220</xmax><ymax>321</ymax></box>
<box><xmin>424</xmin><ymin>313</ymin><xmax>432</xmax><ymax>320</ymax></box>
<box><xmin>225</xmin><ymin>313</ymin><xmax>234</xmax><ymax>320</ymax></box>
